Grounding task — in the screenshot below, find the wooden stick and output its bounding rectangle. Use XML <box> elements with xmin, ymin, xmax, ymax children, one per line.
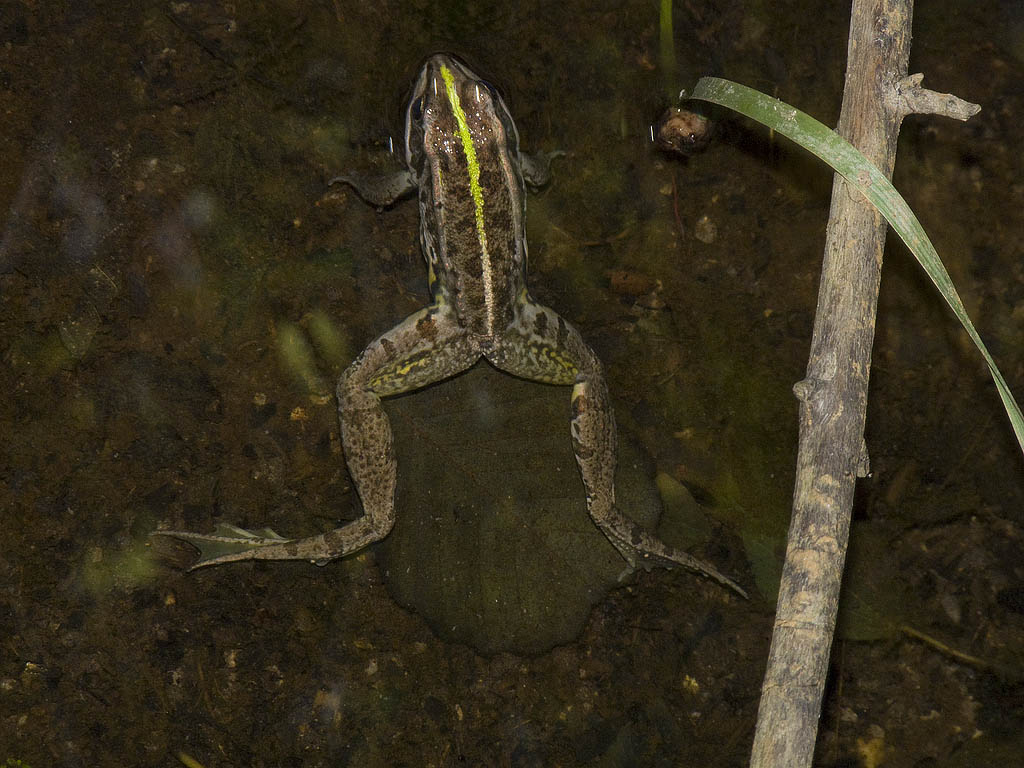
<box><xmin>748</xmin><ymin>1</ymin><xmax>979</xmax><ymax>766</ymax></box>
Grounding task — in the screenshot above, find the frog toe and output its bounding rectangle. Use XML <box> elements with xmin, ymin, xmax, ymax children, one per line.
<box><xmin>151</xmin><ymin>523</ymin><xmax>291</xmax><ymax>570</ymax></box>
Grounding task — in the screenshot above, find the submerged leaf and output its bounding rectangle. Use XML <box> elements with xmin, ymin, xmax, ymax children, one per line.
<box><xmin>378</xmin><ymin>363</ymin><xmax>666</xmax><ymax>655</ymax></box>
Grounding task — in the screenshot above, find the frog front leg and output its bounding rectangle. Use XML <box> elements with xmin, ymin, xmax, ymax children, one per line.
<box><xmin>488</xmin><ymin>299</ymin><xmax>747</xmax><ymax>597</ymax></box>
<box><xmin>154</xmin><ymin>306</ymin><xmax>478</xmax><ymax>569</ymax></box>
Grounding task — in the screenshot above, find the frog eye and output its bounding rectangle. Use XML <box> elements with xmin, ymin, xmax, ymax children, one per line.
<box><xmin>478</xmin><ymin>80</ymin><xmax>500</xmax><ymax>101</ymax></box>
<box><xmin>410</xmin><ymin>96</ymin><xmax>424</xmax><ymax>121</ymax></box>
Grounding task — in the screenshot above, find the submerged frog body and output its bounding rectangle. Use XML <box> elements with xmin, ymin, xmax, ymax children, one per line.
<box><xmin>157</xmin><ymin>53</ymin><xmax>744</xmax><ymax>598</ymax></box>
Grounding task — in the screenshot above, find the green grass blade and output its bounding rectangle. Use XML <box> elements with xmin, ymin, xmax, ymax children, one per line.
<box><xmin>659</xmin><ymin>0</ymin><xmax>675</xmax><ymax>91</ymax></box>
<box><xmin>687</xmin><ymin>77</ymin><xmax>1024</xmax><ymax>456</ymax></box>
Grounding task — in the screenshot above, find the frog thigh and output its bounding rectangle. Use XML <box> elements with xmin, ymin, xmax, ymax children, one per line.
<box><xmin>345</xmin><ymin>306</ymin><xmax>481</xmax><ymax>397</ymax></box>
<box><xmin>485</xmin><ymin>300</ymin><xmax>595</xmax><ymax>385</ymax></box>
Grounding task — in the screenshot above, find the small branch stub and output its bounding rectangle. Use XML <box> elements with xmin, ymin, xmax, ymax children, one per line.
<box><xmin>895</xmin><ymin>73</ymin><xmax>981</xmax><ymax>121</ymax></box>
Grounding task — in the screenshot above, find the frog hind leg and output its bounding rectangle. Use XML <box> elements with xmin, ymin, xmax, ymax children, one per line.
<box><xmin>154</xmin><ymin>306</ymin><xmax>479</xmax><ymax>570</ymax></box>
<box><xmin>488</xmin><ymin>300</ymin><xmax>747</xmax><ymax>597</ymax></box>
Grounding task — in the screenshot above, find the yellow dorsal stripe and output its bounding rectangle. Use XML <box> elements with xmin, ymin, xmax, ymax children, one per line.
<box><xmin>440</xmin><ymin>64</ymin><xmax>495</xmax><ymax>331</ymax></box>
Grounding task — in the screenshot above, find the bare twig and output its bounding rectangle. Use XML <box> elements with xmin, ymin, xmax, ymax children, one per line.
<box><xmin>748</xmin><ymin>1</ymin><xmax>979</xmax><ymax>766</ymax></box>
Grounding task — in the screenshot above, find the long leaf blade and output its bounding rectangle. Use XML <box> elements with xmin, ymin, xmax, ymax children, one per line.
<box><xmin>688</xmin><ymin>77</ymin><xmax>1023</xmax><ymax>455</ymax></box>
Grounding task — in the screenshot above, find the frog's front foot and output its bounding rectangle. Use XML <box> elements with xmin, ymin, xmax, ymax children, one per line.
<box><xmin>151</xmin><ymin>523</ymin><xmax>295</xmax><ymax>570</ymax></box>
<box><xmin>329</xmin><ymin>169</ymin><xmax>416</xmax><ymax>208</ymax></box>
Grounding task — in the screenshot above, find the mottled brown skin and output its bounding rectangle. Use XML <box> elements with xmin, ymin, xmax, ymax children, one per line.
<box><xmin>155</xmin><ymin>54</ymin><xmax>744</xmax><ymax>597</ymax></box>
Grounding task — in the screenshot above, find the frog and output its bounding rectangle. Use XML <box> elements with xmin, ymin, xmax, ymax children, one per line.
<box><xmin>155</xmin><ymin>53</ymin><xmax>746</xmax><ymax>598</ymax></box>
